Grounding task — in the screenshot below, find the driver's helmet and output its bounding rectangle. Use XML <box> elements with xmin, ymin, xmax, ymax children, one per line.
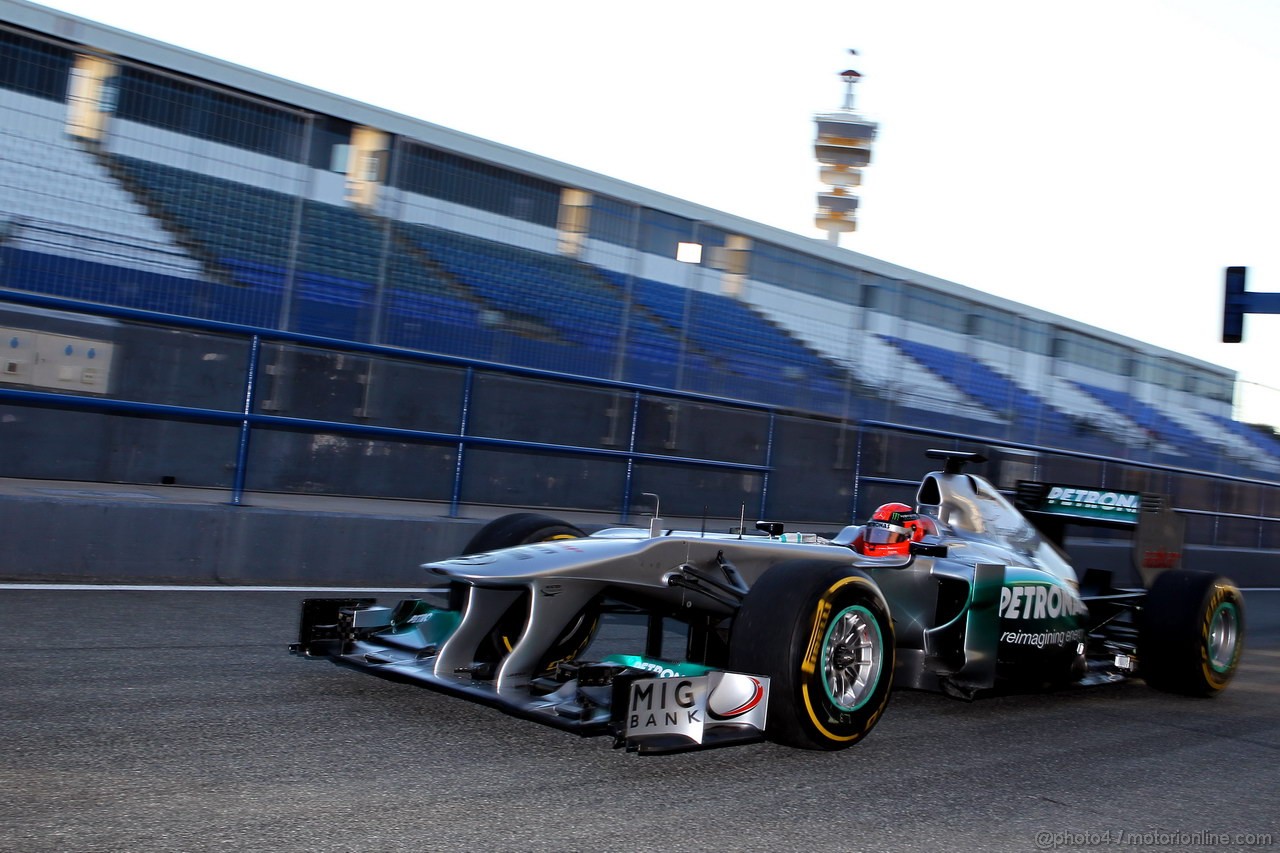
<box><xmin>851</xmin><ymin>502</ymin><xmax>933</xmax><ymax>557</ymax></box>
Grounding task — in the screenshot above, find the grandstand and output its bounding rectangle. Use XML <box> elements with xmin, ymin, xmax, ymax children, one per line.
<box><xmin>0</xmin><ymin>0</ymin><xmax>1274</xmax><ymax>489</ymax></box>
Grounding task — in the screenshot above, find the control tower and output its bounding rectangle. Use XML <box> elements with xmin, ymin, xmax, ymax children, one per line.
<box><xmin>814</xmin><ymin>52</ymin><xmax>878</xmax><ymax>244</ymax></box>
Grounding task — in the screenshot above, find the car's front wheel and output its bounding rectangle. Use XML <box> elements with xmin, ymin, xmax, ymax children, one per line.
<box><xmin>728</xmin><ymin>560</ymin><xmax>894</xmax><ymax>750</ymax></box>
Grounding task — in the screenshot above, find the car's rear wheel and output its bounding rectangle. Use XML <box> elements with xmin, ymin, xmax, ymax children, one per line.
<box><xmin>728</xmin><ymin>560</ymin><xmax>894</xmax><ymax>750</ymax></box>
<box><xmin>1139</xmin><ymin>569</ymin><xmax>1245</xmax><ymax>696</ymax></box>
<box><xmin>461</xmin><ymin>512</ymin><xmax>597</xmax><ymax>672</ymax></box>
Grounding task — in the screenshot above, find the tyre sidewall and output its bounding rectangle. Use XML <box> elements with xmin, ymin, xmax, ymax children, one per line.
<box><xmin>1196</xmin><ymin>582</ymin><xmax>1244</xmax><ymax>692</ymax></box>
<box><xmin>1141</xmin><ymin>570</ymin><xmax>1245</xmax><ymax>695</ymax></box>
<box><xmin>729</xmin><ymin>562</ymin><xmax>894</xmax><ymax>750</ymax></box>
<box><xmin>798</xmin><ymin>574</ymin><xmax>894</xmax><ymax>744</ymax></box>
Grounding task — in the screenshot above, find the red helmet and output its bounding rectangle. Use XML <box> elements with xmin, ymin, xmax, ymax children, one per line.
<box><xmin>851</xmin><ymin>502</ymin><xmax>932</xmax><ymax>557</ymax></box>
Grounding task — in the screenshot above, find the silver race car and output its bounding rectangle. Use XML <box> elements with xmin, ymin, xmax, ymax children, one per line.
<box><xmin>292</xmin><ymin>450</ymin><xmax>1245</xmax><ymax>753</ymax></box>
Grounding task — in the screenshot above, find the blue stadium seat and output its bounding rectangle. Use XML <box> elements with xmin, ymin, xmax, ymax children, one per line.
<box><xmin>1071</xmin><ymin>382</ymin><xmax>1223</xmax><ymax>465</ymax></box>
<box><xmin>878</xmin><ymin>335</ymin><xmax>1125</xmax><ymax>453</ymax></box>
<box><xmin>1203</xmin><ymin>413</ymin><xmax>1280</xmax><ymax>462</ymax></box>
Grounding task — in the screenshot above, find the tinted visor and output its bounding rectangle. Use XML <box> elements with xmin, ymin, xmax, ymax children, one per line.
<box><xmin>864</xmin><ymin>521</ymin><xmax>909</xmax><ymax>545</ymax></box>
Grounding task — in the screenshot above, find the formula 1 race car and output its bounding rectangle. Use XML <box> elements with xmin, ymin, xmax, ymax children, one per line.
<box><xmin>291</xmin><ymin>450</ymin><xmax>1245</xmax><ymax>753</ymax></box>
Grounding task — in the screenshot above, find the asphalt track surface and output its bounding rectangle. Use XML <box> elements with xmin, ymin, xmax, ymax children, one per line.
<box><xmin>2</xmin><ymin>587</ymin><xmax>1278</xmax><ymax>853</ymax></box>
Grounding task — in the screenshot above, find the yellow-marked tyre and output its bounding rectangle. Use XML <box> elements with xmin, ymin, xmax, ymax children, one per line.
<box><xmin>1139</xmin><ymin>570</ymin><xmax>1245</xmax><ymax>696</ymax></box>
<box><xmin>728</xmin><ymin>560</ymin><xmax>894</xmax><ymax>751</ymax></box>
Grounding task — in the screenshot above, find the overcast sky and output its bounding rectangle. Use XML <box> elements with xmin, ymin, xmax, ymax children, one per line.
<box><xmin>30</xmin><ymin>0</ymin><xmax>1280</xmax><ymax>423</ymax></box>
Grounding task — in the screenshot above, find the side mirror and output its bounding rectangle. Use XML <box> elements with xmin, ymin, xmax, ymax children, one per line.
<box><xmin>910</xmin><ymin>541</ymin><xmax>948</xmax><ymax>558</ymax></box>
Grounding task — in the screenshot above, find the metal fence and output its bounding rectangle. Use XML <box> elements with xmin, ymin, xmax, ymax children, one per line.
<box><xmin>3</xmin><ymin>289</ymin><xmax>1280</xmax><ymax>556</ymax></box>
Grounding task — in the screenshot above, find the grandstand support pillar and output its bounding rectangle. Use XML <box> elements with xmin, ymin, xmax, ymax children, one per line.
<box><xmin>345</xmin><ymin>127</ymin><xmax>390</xmax><ymax>210</ymax></box>
<box><xmin>708</xmin><ymin>234</ymin><xmax>751</xmax><ymax>298</ymax></box>
<box><xmin>557</xmin><ymin>189</ymin><xmax>592</xmax><ymax>258</ymax></box>
<box><xmin>65</xmin><ymin>53</ymin><xmax>118</xmax><ymax>141</ymax></box>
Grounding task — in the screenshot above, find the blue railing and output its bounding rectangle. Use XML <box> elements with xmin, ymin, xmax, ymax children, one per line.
<box><xmin>0</xmin><ymin>289</ymin><xmax>779</xmax><ymax>518</ymax></box>
<box><xmin>4</xmin><ymin>288</ymin><xmax>1280</xmax><ymax>542</ymax></box>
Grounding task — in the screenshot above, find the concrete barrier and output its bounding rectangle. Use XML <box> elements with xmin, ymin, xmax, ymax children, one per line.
<box><xmin>0</xmin><ymin>481</ymin><xmax>498</xmax><ymax>585</ymax></box>
<box><xmin>2</xmin><ymin>479</ymin><xmax>1275</xmax><ymax>588</ymax></box>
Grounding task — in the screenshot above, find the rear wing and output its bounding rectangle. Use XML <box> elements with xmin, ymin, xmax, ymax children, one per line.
<box><xmin>1014</xmin><ymin>481</ymin><xmax>1184</xmax><ymax>588</ymax></box>
<box><xmin>1014</xmin><ymin>482</ymin><xmax>1161</xmax><ymax>527</ymax></box>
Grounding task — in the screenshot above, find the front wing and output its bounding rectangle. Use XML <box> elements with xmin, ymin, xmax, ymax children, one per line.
<box><xmin>290</xmin><ymin>597</ymin><xmax>770</xmax><ymax>753</ymax></box>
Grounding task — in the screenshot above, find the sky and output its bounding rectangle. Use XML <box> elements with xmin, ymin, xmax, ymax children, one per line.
<box><xmin>29</xmin><ymin>0</ymin><xmax>1280</xmax><ymax>424</ymax></box>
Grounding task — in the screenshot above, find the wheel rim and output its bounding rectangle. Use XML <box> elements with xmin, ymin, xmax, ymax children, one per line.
<box><xmin>821</xmin><ymin>604</ymin><xmax>884</xmax><ymax>711</ymax></box>
<box><xmin>1207</xmin><ymin>601</ymin><xmax>1240</xmax><ymax>673</ymax></box>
